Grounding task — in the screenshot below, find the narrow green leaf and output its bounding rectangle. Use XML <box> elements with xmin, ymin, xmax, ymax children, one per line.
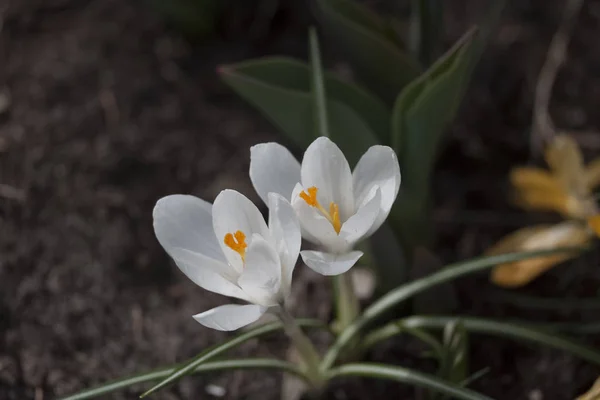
<box><xmin>141</xmin><ymin>319</ymin><xmax>324</xmax><ymax>397</ymax></box>
<box><xmin>321</xmin><ymin>247</ymin><xmax>586</xmax><ymax>369</ymax></box>
<box><xmin>401</xmin><ymin>316</ymin><xmax>600</xmax><ymax>367</ymax></box>
<box><xmin>410</xmin><ymin>0</ymin><xmax>444</xmax><ymax>66</ymax></box>
<box><xmin>319</xmin><ymin>0</ymin><xmax>405</xmax><ymax>50</ymax></box>
<box><xmin>408</xmin><ymin>326</ymin><xmax>445</xmax><ymax>359</ymax></box>
<box><xmin>219</xmin><ymin>57</ymin><xmax>384</xmax><ymax>163</ymax></box>
<box><xmin>309</xmin><ymin>27</ymin><xmax>329</xmax><ymax>138</ymax></box>
<box><xmin>360</xmin><ymin>322</ymin><xmax>444</xmax><ymax>360</ymax></box>
<box><xmin>362</xmin><ymin>316</ymin><xmax>600</xmax><ymax>368</ymax></box>
<box><xmin>327</xmin><ymin>363</ymin><xmax>492</xmax><ymax>400</ymax></box>
<box><xmin>59</xmin><ymin>358</ymin><xmax>303</xmax><ymax>400</ymax></box>
<box><xmin>460</xmin><ymin>367</ymin><xmax>491</xmax><ymax>388</ymax></box>
<box><xmin>318</xmin><ymin>0</ymin><xmax>388</xmax><ymax>35</ymax></box>
<box><xmin>440</xmin><ymin>320</ymin><xmax>469</xmax><ymax>387</ymax></box>
<box><xmin>315</xmin><ymin>0</ymin><xmax>421</xmax><ymax>103</ymax></box>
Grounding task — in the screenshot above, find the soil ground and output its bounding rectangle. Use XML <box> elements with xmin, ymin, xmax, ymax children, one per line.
<box><xmin>2</xmin><ymin>0</ymin><xmax>600</xmax><ymax>399</ymax></box>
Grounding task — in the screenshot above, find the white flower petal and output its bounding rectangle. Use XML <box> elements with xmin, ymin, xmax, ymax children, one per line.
<box><xmin>340</xmin><ymin>186</ymin><xmax>381</xmax><ymax>245</ymax></box>
<box><xmin>153</xmin><ymin>195</ymin><xmax>247</xmax><ymax>299</ymax></box>
<box><xmin>250</xmin><ymin>142</ymin><xmax>302</xmax><ymax>204</ymax></box>
<box><xmin>168</xmin><ymin>247</ymin><xmax>248</xmax><ymax>300</ymax></box>
<box><xmin>268</xmin><ymin>193</ymin><xmax>301</xmax><ymax>293</ymax></box>
<box><xmin>353</xmin><ymin>145</ymin><xmax>401</xmax><ymax>235</ymax></box>
<box><xmin>193</xmin><ymin>304</ymin><xmax>268</xmax><ymax>331</ymax></box>
<box><xmin>153</xmin><ymin>194</ymin><xmax>227</xmax><ymax>264</ymax></box>
<box><xmin>292</xmin><ymin>183</ymin><xmax>346</xmax><ymax>252</ymax></box>
<box><xmin>213</xmin><ymin>190</ymin><xmax>271</xmax><ymax>272</ymax></box>
<box><xmin>290</xmin><ymin>183</ymin><xmax>322</xmax><ymax>244</ymax></box>
<box><xmin>238</xmin><ymin>235</ymin><xmax>283</xmax><ymax>305</ymax></box>
<box><xmin>300</xmin><ymin>250</ymin><xmax>363</xmax><ymax>276</ymax></box>
<box><xmin>301</xmin><ymin>137</ymin><xmax>354</xmax><ymax>220</ymax></box>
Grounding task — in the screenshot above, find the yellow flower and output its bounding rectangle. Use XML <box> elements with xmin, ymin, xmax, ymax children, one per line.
<box><xmin>489</xmin><ymin>135</ymin><xmax>600</xmax><ymax>287</ymax></box>
<box><xmin>577</xmin><ymin>376</ymin><xmax>600</xmax><ymax>400</ymax></box>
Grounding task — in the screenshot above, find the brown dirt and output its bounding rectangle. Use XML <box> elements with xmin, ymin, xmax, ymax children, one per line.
<box><xmin>1</xmin><ymin>0</ymin><xmax>600</xmax><ymax>399</ymax></box>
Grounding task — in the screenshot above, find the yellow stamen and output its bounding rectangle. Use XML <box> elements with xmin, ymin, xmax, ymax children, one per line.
<box><xmin>587</xmin><ymin>215</ymin><xmax>600</xmax><ymax>238</ymax></box>
<box><xmin>224</xmin><ymin>230</ymin><xmax>247</xmax><ymax>261</ymax></box>
<box><xmin>299</xmin><ymin>186</ymin><xmax>342</xmax><ymax>234</ymax></box>
<box><xmin>329</xmin><ymin>202</ymin><xmax>341</xmax><ymax>234</ymax></box>
<box><xmin>299</xmin><ymin>186</ymin><xmax>318</xmax><ymax>206</ymax></box>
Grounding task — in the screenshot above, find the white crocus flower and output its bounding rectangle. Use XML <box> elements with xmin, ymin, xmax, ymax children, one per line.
<box><xmin>250</xmin><ymin>136</ymin><xmax>401</xmax><ymax>276</ymax></box>
<box><xmin>153</xmin><ymin>189</ymin><xmax>300</xmax><ymax>331</ymax></box>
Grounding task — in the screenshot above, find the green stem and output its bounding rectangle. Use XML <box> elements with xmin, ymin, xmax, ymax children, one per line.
<box><xmin>410</xmin><ymin>0</ymin><xmax>443</xmax><ymax>66</ymax></box>
<box><xmin>309</xmin><ymin>26</ymin><xmax>329</xmax><ymax>138</ymax></box>
<box><xmin>276</xmin><ymin>306</ymin><xmax>325</xmax><ymax>389</ymax></box>
<box><xmin>333</xmin><ymin>272</ymin><xmax>360</xmax><ymax>332</ymax></box>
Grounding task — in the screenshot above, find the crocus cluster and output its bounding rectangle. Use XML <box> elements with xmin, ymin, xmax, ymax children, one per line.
<box><xmin>488</xmin><ymin>134</ymin><xmax>600</xmax><ymax>287</ymax></box>
<box><xmin>153</xmin><ymin>137</ymin><xmax>401</xmax><ymax>331</ymax></box>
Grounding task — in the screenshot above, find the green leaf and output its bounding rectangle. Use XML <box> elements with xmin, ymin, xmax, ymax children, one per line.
<box><xmin>309</xmin><ymin>27</ymin><xmax>330</xmax><ymax>138</ymax></box>
<box><xmin>360</xmin><ymin>322</ymin><xmax>444</xmax><ymax>360</ymax></box>
<box><xmin>362</xmin><ymin>316</ymin><xmax>600</xmax><ymax>368</ymax></box>
<box><xmin>219</xmin><ymin>57</ymin><xmax>386</xmax><ymax>163</ymax></box>
<box><xmin>390</xmin><ymin>3</ymin><xmax>506</xmax><ymax>248</ymax></box>
<box><xmin>440</xmin><ymin>320</ymin><xmax>469</xmax><ymax>387</ymax></box>
<box><xmin>410</xmin><ymin>0</ymin><xmax>444</xmax><ymax>66</ymax></box>
<box><xmin>460</xmin><ymin>367</ymin><xmax>491</xmax><ymax>388</ymax></box>
<box><xmin>390</xmin><ymin>0</ymin><xmax>508</xmax><ymax>244</ymax></box>
<box><xmin>391</xmin><ymin>28</ymin><xmax>477</xmax><ymax>246</ymax></box>
<box><xmin>315</xmin><ymin>0</ymin><xmax>421</xmax><ymax>103</ymax></box>
<box><xmin>321</xmin><ymin>246</ymin><xmax>586</xmax><ymax>369</ymax></box>
<box><xmin>401</xmin><ymin>316</ymin><xmax>600</xmax><ymax>367</ymax></box>
<box><xmin>327</xmin><ymin>363</ymin><xmax>491</xmax><ymax>400</ymax></box>
<box><xmin>393</xmin><ymin>27</ymin><xmax>477</xmax><ymax>190</ymax></box>
<box><xmin>317</xmin><ymin>0</ymin><xmax>388</xmax><ymax>36</ymax></box>
<box><xmin>394</xmin><ymin>0</ymin><xmax>508</xmax><ymax>171</ymax></box>
<box><xmin>140</xmin><ymin>319</ymin><xmax>324</xmax><ymax>397</ymax></box>
<box><xmin>59</xmin><ymin>358</ymin><xmax>302</xmax><ymax>400</ymax></box>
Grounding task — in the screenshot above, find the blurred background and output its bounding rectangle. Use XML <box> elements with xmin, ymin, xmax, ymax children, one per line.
<box><xmin>2</xmin><ymin>0</ymin><xmax>600</xmax><ymax>398</ymax></box>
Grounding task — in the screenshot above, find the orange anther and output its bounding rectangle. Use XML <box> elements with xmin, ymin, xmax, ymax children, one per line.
<box><xmin>299</xmin><ymin>185</ymin><xmax>343</xmax><ymax>234</ymax></box>
<box><xmin>299</xmin><ymin>186</ymin><xmax>319</xmax><ymax>206</ymax></box>
<box><xmin>224</xmin><ymin>230</ymin><xmax>247</xmax><ymax>260</ymax></box>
